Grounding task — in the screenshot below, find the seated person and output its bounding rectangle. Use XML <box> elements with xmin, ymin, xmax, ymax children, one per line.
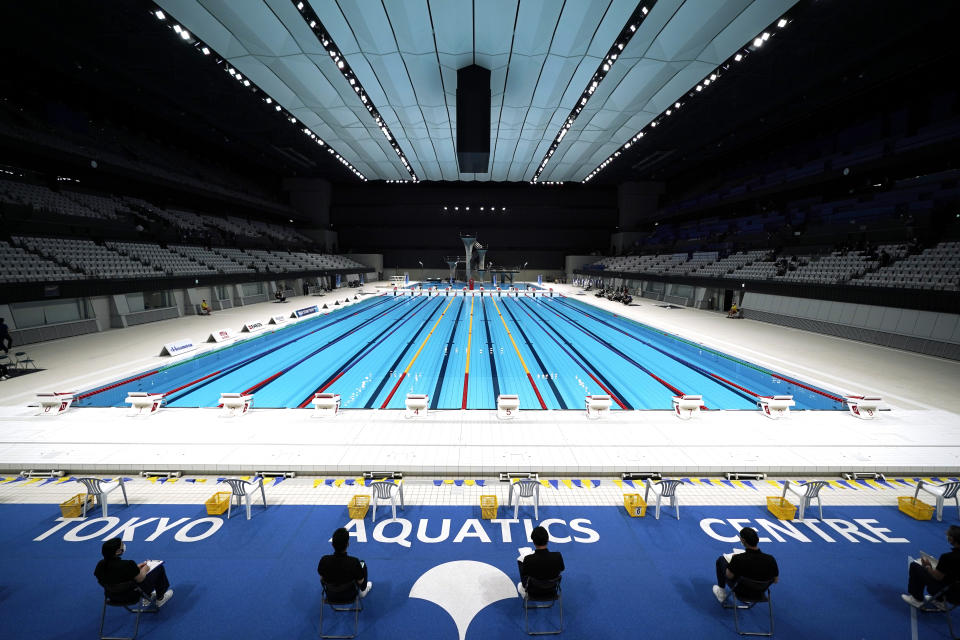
<box><xmin>199</xmin><ymin>299</ymin><xmax>211</xmax><ymax>315</ymax></box>
<box><xmin>94</xmin><ymin>538</ymin><xmax>173</xmax><ymax>607</ymax></box>
<box><xmin>726</xmin><ymin>303</ymin><xmax>739</xmax><ymax>318</ymax></box>
<box><xmin>275</xmin><ymin>290</ymin><xmax>287</xmax><ymax>303</ymax></box>
<box><xmin>517</xmin><ymin>526</ymin><xmax>564</xmax><ymax>598</ymax></box>
<box><xmin>713</xmin><ymin>527</ymin><xmax>779</xmax><ymax>603</ymax></box>
<box><xmin>318</xmin><ymin>527</ymin><xmax>373</xmax><ymax>598</ymax></box>
<box><xmin>902</xmin><ymin>525</ymin><xmax>960</xmax><ymax>608</ymax></box>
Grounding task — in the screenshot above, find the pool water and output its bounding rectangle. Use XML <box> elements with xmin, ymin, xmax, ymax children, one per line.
<box><xmin>75</xmin><ymin>294</ymin><xmax>845</xmax><ymax>411</ymax></box>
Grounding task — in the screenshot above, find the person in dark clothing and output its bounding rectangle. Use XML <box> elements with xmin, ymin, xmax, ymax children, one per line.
<box><xmin>318</xmin><ymin>527</ymin><xmax>372</xmax><ymax>597</ymax></box>
<box><xmin>0</xmin><ymin>317</ymin><xmax>11</xmax><ymax>353</ymax></box>
<box><xmin>517</xmin><ymin>526</ymin><xmax>565</xmax><ymax>598</ymax></box>
<box><xmin>713</xmin><ymin>527</ymin><xmax>779</xmax><ymax>603</ymax></box>
<box><xmin>903</xmin><ymin>525</ymin><xmax>960</xmax><ymax>607</ymax></box>
<box><xmin>94</xmin><ymin>538</ymin><xmax>173</xmax><ymax>607</ymax></box>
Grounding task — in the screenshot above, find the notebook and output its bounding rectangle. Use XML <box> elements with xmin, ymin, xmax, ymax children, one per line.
<box><xmin>723</xmin><ymin>548</ymin><xmax>746</xmax><ymax>563</ymax></box>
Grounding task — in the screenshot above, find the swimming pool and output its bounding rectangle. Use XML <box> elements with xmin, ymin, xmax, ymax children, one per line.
<box><xmin>75</xmin><ymin>293</ymin><xmax>845</xmax><ymax>411</ymax></box>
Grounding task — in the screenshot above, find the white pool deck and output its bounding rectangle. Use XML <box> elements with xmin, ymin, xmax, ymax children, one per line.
<box><xmin>1</xmin><ymin>282</ymin><xmax>957</xmax><ymax>476</ymax></box>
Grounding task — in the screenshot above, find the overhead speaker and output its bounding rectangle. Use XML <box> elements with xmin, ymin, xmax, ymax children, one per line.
<box><xmin>456</xmin><ymin>65</ymin><xmax>490</xmax><ymax>173</ymax></box>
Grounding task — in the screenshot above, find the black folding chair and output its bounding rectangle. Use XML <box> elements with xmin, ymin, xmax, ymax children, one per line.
<box><xmin>521</xmin><ymin>576</ymin><xmax>563</xmax><ymax>635</ymax></box>
<box><xmin>319</xmin><ymin>580</ymin><xmax>362</xmax><ymax>639</ymax></box>
<box><xmin>723</xmin><ymin>577</ymin><xmax>775</xmax><ymax>637</ymax></box>
<box><xmin>98</xmin><ymin>580</ymin><xmax>157</xmax><ymax>640</ymax></box>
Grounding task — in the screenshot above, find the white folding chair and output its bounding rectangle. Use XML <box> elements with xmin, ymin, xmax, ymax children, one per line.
<box><xmin>370</xmin><ymin>480</ymin><xmax>404</xmax><ymax>522</ymax></box>
<box><xmin>915</xmin><ymin>480</ymin><xmax>960</xmax><ymax>522</ymax></box>
<box><xmin>510</xmin><ymin>479</ymin><xmax>540</xmax><ymax>520</ymax></box>
<box><xmin>644</xmin><ymin>478</ymin><xmax>681</xmax><ymax>520</ymax></box>
<box><xmin>77</xmin><ymin>477</ymin><xmax>129</xmax><ymax>517</ymax></box>
<box><xmin>224</xmin><ymin>477</ymin><xmax>267</xmax><ymax>520</ymax></box>
<box><xmin>781</xmin><ymin>480</ymin><xmax>827</xmax><ymax>520</ymax></box>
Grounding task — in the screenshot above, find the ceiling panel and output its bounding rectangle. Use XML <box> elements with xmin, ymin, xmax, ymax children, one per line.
<box><xmin>155</xmin><ymin>0</ymin><xmax>798</xmax><ymax>182</ymax></box>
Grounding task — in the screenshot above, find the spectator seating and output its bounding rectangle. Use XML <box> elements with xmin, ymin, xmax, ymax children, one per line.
<box><xmin>14</xmin><ymin>236</ymin><xmax>155</xmax><ymax>279</ymax></box>
<box><xmin>107</xmin><ymin>241</ymin><xmax>216</xmax><ymax>277</ymax></box>
<box><xmin>0</xmin><ymin>240</ymin><xmax>82</xmax><ymax>283</ymax></box>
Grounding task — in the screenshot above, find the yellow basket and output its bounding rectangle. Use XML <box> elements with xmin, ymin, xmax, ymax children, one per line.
<box><xmin>766</xmin><ymin>496</ymin><xmax>796</xmax><ymax>520</ymax></box>
<box><xmin>480</xmin><ymin>495</ymin><xmax>498</xmax><ymax>519</ymax></box>
<box><xmin>60</xmin><ymin>494</ymin><xmax>95</xmax><ymax>518</ymax></box>
<box><xmin>624</xmin><ymin>493</ymin><xmax>647</xmax><ymax>517</ymax></box>
<box><xmin>205</xmin><ymin>492</ymin><xmax>231</xmax><ymax>516</ymax></box>
<box><xmin>348</xmin><ymin>495</ymin><xmax>370</xmax><ymax>520</ymax></box>
<box><xmin>899</xmin><ymin>496</ymin><xmax>934</xmax><ymax>521</ymax></box>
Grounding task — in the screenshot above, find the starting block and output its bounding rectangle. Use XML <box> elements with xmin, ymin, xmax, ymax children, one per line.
<box><xmin>36</xmin><ymin>392</ymin><xmax>75</xmax><ymax>416</ymax></box>
<box><xmin>125</xmin><ymin>392</ymin><xmax>164</xmax><ymax>416</ymax></box>
<box><xmin>311</xmin><ymin>392</ymin><xmax>341</xmax><ymax>417</ymax></box>
<box><xmin>405</xmin><ymin>393</ymin><xmax>429</xmax><ymax>418</ymax></box>
<box><xmin>219</xmin><ymin>393</ymin><xmax>253</xmax><ymax>417</ymax></box>
<box><xmin>845</xmin><ymin>394</ymin><xmax>882</xmax><ymax>419</ymax></box>
<box><xmin>497</xmin><ymin>394</ymin><xmax>519</xmax><ymax>419</ymax></box>
<box><xmin>757</xmin><ymin>395</ymin><xmax>795</xmax><ymax>419</ymax></box>
<box><xmin>671</xmin><ymin>394</ymin><xmax>703</xmax><ymax>420</ymax></box>
<box><xmin>586</xmin><ymin>394</ymin><xmax>612</xmax><ymax>419</ymax></box>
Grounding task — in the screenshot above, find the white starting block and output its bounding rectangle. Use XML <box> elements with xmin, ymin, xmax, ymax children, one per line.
<box><xmin>311</xmin><ymin>392</ymin><xmax>341</xmax><ymax>417</ymax></box>
<box><xmin>497</xmin><ymin>394</ymin><xmax>520</xmax><ymax>419</ymax></box>
<box><xmin>219</xmin><ymin>392</ymin><xmax>254</xmax><ymax>417</ymax></box>
<box><xmin>36</xmin><ymin>392</ymin><xmax>75</xmax><ymax>416</ymax></box>
<box><xmin>405</xmin><ymin>393</ymin><xmax>429</xmax><ymax>418</ymax></box>
<box><xmin>585</xmin><ymin>394</ymin><xmax>612</xmax><ymax>419</ymax></box>
<box><xmin>125</xmin><ymin>392</ymin><xmax>164</xmax><ymax>416</ymax></box>
<box><xmin>757</xmin><ymin>395</ymin><xmax>795</xmax><ymax>419</ymax></box>
<box><xmin>845</xmin><ymin>394</ymin><xmax>882</xmax><ymax>419</ymax></box>
<box><xmin>671</xmin><ymin>394</ymin><xmax>703</xmax><ymax>420</ymax></box>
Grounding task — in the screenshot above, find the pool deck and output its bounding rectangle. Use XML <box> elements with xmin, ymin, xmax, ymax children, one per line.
<box><xmin>1</xmin><ymin>282</ymin><xmax>958</xmax><ymax>476</ymax></box>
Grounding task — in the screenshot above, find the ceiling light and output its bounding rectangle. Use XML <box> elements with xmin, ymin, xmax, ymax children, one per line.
<box><xmin>155</xmin><ymin>10</ymin><xmax>166</xmax><ymax>19</ymax></box>
<box><xmin>761</xmin><ymin>32</ymin><xmax>770</xmax><ymax>41</ymax></box>
<box><xmin>778</xmin><ymin>18</ymin><xmax>787</xmax><ymax>27</ymax></box>
<box><xmin>180</xmin><ymin>29</ymin><xmax>191</xmax><ymax>40</ymax></box>
<box><xmin>454</xmin><ymin>206</ymin><xmax>459</xmax><ymax>210</ymax></box>
<box><xmin>641</xmin><ymin>6</ymin><xmax>648</xmax><ymax>14</ymax></box>
<box><xmin>275</xmin><ymin>105</ymin><xmax>281</xmax><ymax>111</ymax></box>
<box><xmin>734</xmin><ymin>53</ymin><xmax>743</xmax><ymax>61</ymax></box>
<box><xmin>310</xmin><ymin>20</ymin><xmax>316</xmax><ymax>28</ymax></box>
<box><xmin>297</xmin><ymin>2</ymin><xmax>304</xmax><ymax>9</ymax></box>
<box><xmin>710</xmin><ymin>73</ymin><xmax>716</xmax><ymax>80</ymax></box>
<box><xmin>265</xmin><ymin>97</ymin><xmax>272</xmax><ymax>104</ymax></box>
<box><xmin>696</xmin><ymin>85</ymin><xmax>702</xmax><ymax>91</ymax></box>
<box><xmin>675</xmin><ymin>102</ymin><xmax>680</xmax><ymax>108</ymax></box>
<box><xmin>243</xmin><ymin>80</ymin><xmax>250</xmax><ymax>87</ymax></box>
<box><xmin>173</xmin><ymin>24</ymin><xmax>181</xmax><ymax>33</ymax></box>
<box><xmin>444</xmin><ymin>206</ymin><xmax>448</xmax><ymax>210</ymax></box>
<box><xmin>753</xmin><ymin>38</ymin><xmax>763</xmax><ymax>47</ymax></box>
<box><xmin>201</xmin><ymin>47</ymin><xmax>210</xmax><ymax>55</ymax></box>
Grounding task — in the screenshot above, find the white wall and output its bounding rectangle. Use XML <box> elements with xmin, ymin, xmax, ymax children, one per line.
<box><xmin>743</xmin><ymin>292</ymin><xmax>960</xmax><ymax>344</ymax></box>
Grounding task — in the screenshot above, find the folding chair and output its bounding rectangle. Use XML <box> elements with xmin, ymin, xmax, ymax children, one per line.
<box><xmin>98</xmin><ymin>580</ymin><xmax>157</xmax><ymax>640</ymax></box>
<box><xmin>915</xmin><ymin>480</ymin><xmax>960</xmax><ymax>522</ymax></box>
<box><xmin>723</xmin><ymin>577</ymin><xmax>775</xmax><ymax>637</ymax></box>
<box><xmin>77</xmin><ymin>477</ymin><xmax>129</xmax><ymax>517</ymax></box>
<box><xmin>510</xmin><ymin>479</ymin><xmax>540</xmax><ymax>520</ymax></box>
<box><xmin>13</xmin><ymin>351</ymin><xmax>37</xmax><ymax>369</ymax></box>
<box><xmin>917</xmin><ymin>580</ymin><xmax>960</xmax><ymax>639</ymax></box>
<box><xmin>319</xmin><ymin>580</ymin><xmax>362</xmax><ymax>639</ymax></box>
<box><xmin>224</xmin><ymin>477</ymin><xmax>266</xmax><ymax>520</ymax></box>
<box><xmin>521</xmin><ymin>576</ymin><xmax>562</xmax><ymax>635</ymax></box>
<box><xmin>644</xmin><ymin>478</ymin><xmax>681</xmax><ymax>520</ymax></box>
<box><xmin>370</xmin><ymin>480</ymin><xmax>404</xmax><ymax>522</ymax></box>
<box><xmin>781</xmin><ymin>480</ymin><xmax>827</xmax><ymax>520</ymax></box>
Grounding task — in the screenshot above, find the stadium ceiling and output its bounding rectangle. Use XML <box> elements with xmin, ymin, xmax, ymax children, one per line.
<box><xmin>153</xmin><ymin>0</ymin><xmax>797</xmax><ymax>183</ymax></box>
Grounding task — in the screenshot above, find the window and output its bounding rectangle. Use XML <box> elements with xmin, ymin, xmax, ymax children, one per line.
<box><xmin>242</xmin><ymin>282</ymin><xmax>265</xmax><ymax>296</ymax></box>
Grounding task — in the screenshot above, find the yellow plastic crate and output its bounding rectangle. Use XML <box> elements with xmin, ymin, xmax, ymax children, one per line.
<box><xmin>205</xmin><ymin>492</ymin><xmax>231</xmax><ymax>516</ymax></box>
<box><xmin>60</xmin><ymin>494</ymin><xmax>95</xmax><ymax>518</ymax></box>
<box><xmin>766</xmin><ymin>496</ymin><xmax>796</xmax><ymax>520</ymax></box>
<box><xmin>348</xmin><ymin>495</ymin><xmax>370</xmax><ymax>520</ymax></box>
<box><xmin>624</xmin><ymin>493</ymin><xmax>647</xmax><ymax>517</ymax></box>
<box><xmin>899</xmin><ymin>496</ymin><xmax>934</xmax><ymax>521</ymax></box>
<box><xmin>480</xmin><ymin>495</ymin><xmax>498</xmax><ymax>519</ymax></box>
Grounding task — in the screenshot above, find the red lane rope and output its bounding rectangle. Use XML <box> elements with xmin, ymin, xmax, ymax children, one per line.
<box><xmin>76</xmin><ymin>370</ymin><xmax>159</xmax><ymax>400</ymax></box>
<box><xmin>380</xmin><ymin>371</ymin><xmax>407</xmax><ymax>409</ymax></box>
<box><xmin>769</xmin><ymin>373</ymin><xmax>845</xmax><ymax>402</ymax></box>
<box><xmin>461</xmin><ymin>373</ymin><xmax>469</xmax><ymax>410</ymax></box>
<box><xmin>163</xmin><ymin>370</ymin><xmax>223</xmax><ymax>397</ymax></box>
<box><xmin>526</xmin><ymin>372</ymin><xmax>547</xmax><ymax>409</ymax></box>
<box><xmin>242</xmin><ymin>371</ymin><xmax>284</xmax><ymax>396</ymax></box>
<box><xmin>708</xmin><ymin>372</ymin><xmax>759</xmax><ymax>397</ymax></box>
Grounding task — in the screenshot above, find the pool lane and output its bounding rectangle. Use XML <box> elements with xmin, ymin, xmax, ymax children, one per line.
<box><xmin>489</xmin><ymin>296</ymin><xmax>549</xmax><ymax>409</ymax></box>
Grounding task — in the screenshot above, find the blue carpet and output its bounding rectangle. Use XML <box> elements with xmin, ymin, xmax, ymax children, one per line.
<box><xmin>1</xmin><ymin>504</ymin><xmax>956</xmax><ymax>639</ymax></box>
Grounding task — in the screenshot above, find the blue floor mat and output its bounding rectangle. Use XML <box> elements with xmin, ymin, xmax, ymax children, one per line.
<box><xmin>1</xmin><ymin>504</ymin><xmax>956</xmax><ymax>639</ymax></box>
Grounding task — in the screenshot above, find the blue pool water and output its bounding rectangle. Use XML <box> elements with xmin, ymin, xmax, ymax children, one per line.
<box><xmin>75</xmin><ymin>294</ymin><xmax>845</xmax><ymax>410</ymax></box>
